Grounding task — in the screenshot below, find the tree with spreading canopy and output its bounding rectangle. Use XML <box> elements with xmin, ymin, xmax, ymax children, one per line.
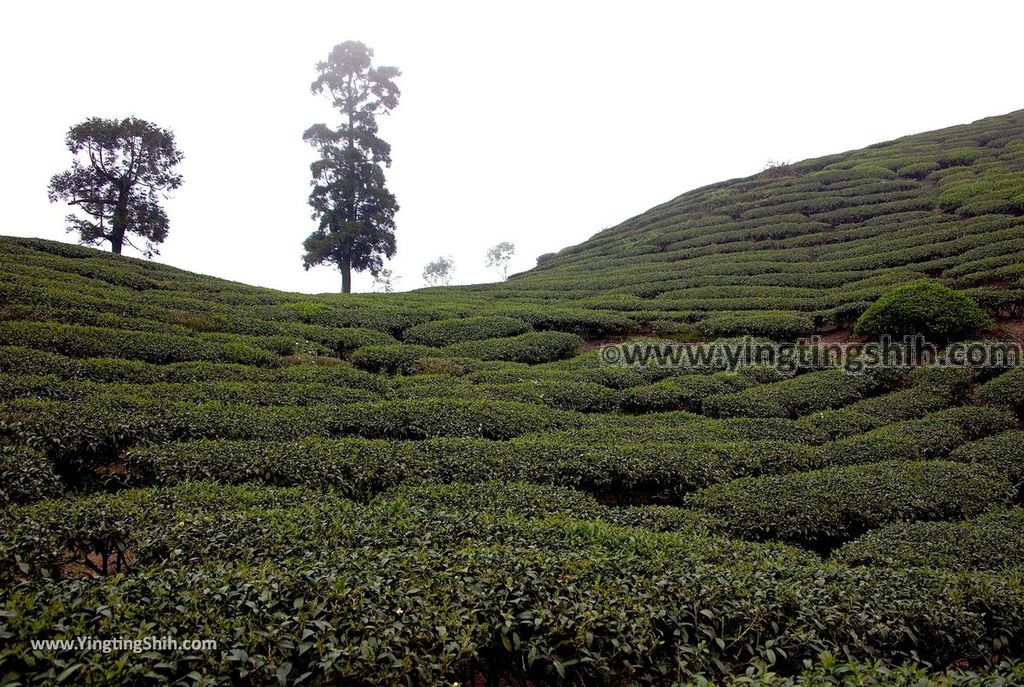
<box><xmin>301</xmin><ymin>41</ymin><xmax>401</xmax><ymax>293</ymax></box>
<box><xmin>48</xmin><ymin>117</ymin><xmax>183</xmax><ymax>257</ymax></box>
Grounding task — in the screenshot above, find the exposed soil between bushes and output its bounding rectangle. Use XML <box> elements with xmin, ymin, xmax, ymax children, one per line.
<box><xmin>578</xmin><ymin>336</ymin><xmax>632</xmax><ymax>352</ymax></box>
<box><xmin>995</xmin><ymin>319</ymin><xmax>1024</xmax><ymax>344</ymax></box>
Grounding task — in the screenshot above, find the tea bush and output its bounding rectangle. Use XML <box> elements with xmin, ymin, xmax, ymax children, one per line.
<box><xmin>948</xmin><ymin>430</ymin><xmax>1024</xmax><ymax>490</ymax></box>
<box><xmin>1</xmin><ymin>397</ymin><xmax>586</xmax><ymax>474</ymax></box>
<box><xmin>349</xmin><ymin>343</ymin><xmax>437</xmax><ymax>374</ymax></box>
<box><xmin>704</xmin><ymin>368</ymin><xmax>895</xmax><ymax>419</ymax></box>
<box><xmin>4</xmin><ymin>108</ymin><xmax>1024</xmax><ymax>683</ymax></box>
<box><xmin>2</xmin><ymin>488</ymin><xmax>1023</xmax><ymax>684</ymax></box>
<box><xmin>835</xmin><ymin>508</ymin><xmax>1024</xmax><ymax>571</ymax></box>
<box><xmin>687</xmin><ymin>460</ymin><xmax>1015</xmax><ymax>547</ymax></box>
<box><xmin>978</xmin><ymin>368</ymin><xmax>1024</xmax><ymax>414</ymax></box>
<box><xmin>0</xmin><ymin>443</ymin><xmax>61</xmax><ymax>505</ymax></box>
<box><xmin>0</xmin><ymin>345</ymin><xmax>385</xmax><ymax>389</ymax></box>
<box><xmin>812</xmin><ymin>406</ymin><xmax>1016</xmax><ymax>469</ymax></box>
<box><xmin>620</xmin><ymin>373</ymin><xmax>751</xmax><ymax>413</ymax></box>
<box><xmin>444</xmin><ymin>331</ymin><xmax>582</xmax><ymax>364</ymax></box>
<box><xmin>698</xmin><ymin>311</ymin><xmax>814</xmax><ymax>340</ymax></box>
<box><xmin>853</xmin><ymin>280</ymin><xmax>994</xmax><ymax>343</ymax></box>
<box><xmin>402</xmin><ymin>315</ymin><xmax>532</xmax><ymax>346</ymax></box>
<box><xmin>0</xmin><ymin>321</ymin><xmax>282</xmax><ymax>366</ymax></box>
<box><xmin>123</xmin><ymin>435</ymin><xmax>817</xmax><ymax>503</ymax></box>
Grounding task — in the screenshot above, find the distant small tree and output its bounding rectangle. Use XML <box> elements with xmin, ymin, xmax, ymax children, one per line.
<box><xmin>372</xmin><ymin>268</ymin><xmax>398</xmax><ymax>293</ymax></box>
<box><xmin>758</xmin><ymin>159</ymin><xmax>795</xmax><ymax>180</ymax></box>
<box><xmin>485</xmin><ymin>241</ymin><xmax>516</xmax><ymax>280</ymax></box>
<box><xmin>301</xmin><ymin>41</ymin><xmax>401</xmax><ymax>293</ymax></box>
<box><xmin>422</xmin><ymin>256</ymin><xmax>454</xmax><ymax>286</ymax></box>
<box><xmin>48</xmin><ymin>117</ymin><xmax>183</xmax><ymax>257</ymax></box>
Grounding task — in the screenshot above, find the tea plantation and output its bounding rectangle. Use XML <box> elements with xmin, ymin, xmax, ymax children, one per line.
<box><xmin>3</xmin><ymin>110</ymin><xmax>1024</xmax><ymax>685</ymax></box>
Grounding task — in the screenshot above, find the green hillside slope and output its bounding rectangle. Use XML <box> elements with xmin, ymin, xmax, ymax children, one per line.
<box><xmin>2</xmin><ymin>110</ymin><xmax>1024</xmax><ymax>685</ymax></box>
<box><xmin>490</xmin><ymin>109</ymin><xmax>1024</xmax><ymax>337</ymax></box>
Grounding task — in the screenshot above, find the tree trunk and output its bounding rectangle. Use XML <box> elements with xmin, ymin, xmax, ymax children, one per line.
<box><xmin>341</xmin><ymin>248</ymin><xmax>352</xmax><ymax>293</ymax></box>
<box><xmin>342</xmin><ymin>108</ymin><xmax>356</xmax><ymax>294</ymax></box>
<box><xmin>111</xmin><ymin>183</ymin><xmax>129</xmax><ymax>255</ymax></box>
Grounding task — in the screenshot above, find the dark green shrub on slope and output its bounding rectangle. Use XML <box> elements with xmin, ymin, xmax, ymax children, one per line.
<box><xmin>797</xmin><ymin>388</ymin><xmax>954</xmax><ymax>442</ymax></box>
<box><xmin>835</xmin><ymin>508</ymin><xmax>1024</xmax><ymax>571</ymax></box>
<box><xmin>812</xmin><ymin>405</ymin><xmax>1016</xmax><ymax>469</ymax></box>
<box><xmin>403</xmin><ymin>315</ymin><xmax>531</xmax><ymax>346</ymax></box>
<box><xmin>620</xmin><ymin>373</ymin><xmax>750</xmax><ymax>413</ymax></box>
<box><xmin>853</xmin><ymin>280</ymin><xmax>993</xmax><ymax>343</ymax></box>
<box><xmin>124</xmin><ymin>436</ymin><xmax>815</xmax><ymax>503</ymax></box>
<box><xmin>0</xmin><ymin>321</ymin><xmax>282</xmax><ymax>366</ymax></box>
<box><xmin>444</xmin><ymin>331</ymin><xmax>582</xmax><ymax>364</ymax></box>
<box><xmin>949</xmin><ymin>430</ymin><xmax>1024</xmax><ymax>490</ymax></box>
<box><xmin>506</xmin><ymin>308</ymin><xmax>633</xmax><ymax>337</ymax></box>
<box><xmin>0</xmin><ymin>376</ymin><xmax>381</xmax><ymax>407</ymax></box>
<box><xmin>479</xmin><ymin>380</ymin><xmax>620</xmax><ymax>412</ymax></box>
<box><xmin>349</xmin><ymin>343</ymin><xmax>437</xmax><ymax>374</ymax></box>
<box><xmin>703</xmin><ymin>368</ymin><xmax>896</xmax><ymax>419</ymax></box>
<box><xmin>697</xmin><ymin>311</ymin><xmax>814</xmax><ymax>340</ymax></box>
<box><xmin>0</xmin><ymin>345</ymin><xmax>384</xmax><ymax>390</ymax></box>
<box><xmin>1</xmin><ymin>484</ymin><xmax>1022</xmax><ymax>685</ymax></box>
<box><xmin>1</xmin><ymin>397</ymin><xmax>585</xmax><ymax>473</ymax></box>
<box><xmin>0</xmin><ymin>444</ymin><xmax>62</xmax><ymax>505</ymax></box>
<box><xmin>687</xmin><ymin>460</ymin><xmax>1015</xmax><ymax>547</ymax></box>
<box><xmin>978</xmin><ymin>368</ymin><xmax>1024</xmax><ymax>414</ymax></box>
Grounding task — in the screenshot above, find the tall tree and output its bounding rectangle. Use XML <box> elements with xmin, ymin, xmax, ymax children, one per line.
<box><xmin>301</xmin><ymin>41</ymin><xmax>400</xmax><ymax>293</ymax></box>
<box><xmin>48</xmin><ymin>117</ymin><xmax>183</xmax><ymax>257</ymax></box>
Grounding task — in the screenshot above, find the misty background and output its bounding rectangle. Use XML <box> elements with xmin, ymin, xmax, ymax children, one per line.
<box><xmin>2</xmin><ymin>0</ymin><xmax>1022</xmax><ymax>292</ymax></box>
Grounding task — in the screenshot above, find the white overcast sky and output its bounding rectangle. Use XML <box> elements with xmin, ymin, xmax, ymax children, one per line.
<box><xmin>2</xmin><ymin>1</ymin><xmax>1022</xmax><ymax>293</ymax></box>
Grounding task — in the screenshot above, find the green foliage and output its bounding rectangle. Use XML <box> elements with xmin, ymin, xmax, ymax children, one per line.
<box><xmin>505</xmin><ymin>308</ymin><xmax>634</xmax><ymax>337</ymax></box>
<box><xmin>620</xmin><ymin>373</ymin><xmax>749</xmax><ymax>413</ymax></box>
<box><xmin>0</xmin><ymin>444</ymin><xmax>62</xmax><ymax>505</ymax></box>
<box><xmin>403</xmin><ymin>315</ymin><xmax>531</xmax><ymax>346</ymax></box>
<box><xmin>688</xmin><ymin>461</ymin><xmax>1015</xmax><ymax>547</ymax></box>
<box><xmin>48</xmin><ymin>116</ymin><xmax>183</xmax><ymax>256</ymax></box>
<box><xmin>1</xmin><ymin>396</ymin><xmax>584</xmax><ymax>472</ymax></box>
<box><xmin>716</xmin><ymin>655</ymin><xmax>1024</xmax><ymax>686</ymax></box>
<box><xmin>795</xmin><ymin>370</ymin><xmax>969</xmax><ymax>441</ymax></box>
<box><xmin>978</xmin><ymin>368</ymin><xmax>1024</xmax><ymax>414</ymax></box>
<box><xmin>349</xmin><ymin>343</ymin><xmax>437</xmax><ymax>374</ymax></box>
<box><xmin>704</xmin><ymin>368</ymin><xmax>894</xmax><ymax>419</ymax></box>
<box><xmin>939</xmin><ymin>167</ymin><xmax>1024</xmax><ymax>215</ymax></box>
<box><xmin>7</xmin><ymin>106</ymin><xmax>1024</xmax><ymax>684</ymax></box>
<box><xmin>0</xmin><ymin>321</ymin><xmax>283</xmax><ymax>366</ymax></box>
<box><xmin>0</xmin><ymin>344</ymin><xmax>385</xmax><ymax>389</ymax></box>
<box><xmin>854</xmin><ymin>280</ymin><xmax>993</xmax><ymax>342</ymax></box>
<box><xmin>301</xmin><ymin>41</ymin><xmax>400</xmax><ymax>292</ymax></box>
<box><xmin>123</xmin><ymin>436</ymin><xmax>816</xmax><ymax>503</ymax></box>
<box><xmin>949</xmin><ymin>430</ymin><xmax>1024</xmax><ymax>490</ymax></box>
<box><xmin>2</xmin><ymin>482</ymin><xmax>1024</xmax><ymax>684</ymax></box>
<box><xmin>812</xmin><ymin>406</ymin><xmax>1017</xmax><ymax>469</ymax></box>
<box><xmin>698</xmin><ymin>311</ymin><xmax>814</xmax><ymax>340</ymax></box>
<box><xmin>835</xmin><ymin>508</ymin><xmax>1024</xmax><ymax>571</ymax></box>
<box><xmin>444</xmin><ymin>331</ymin><xmax>582</xmax><ymax>364</ymax></box>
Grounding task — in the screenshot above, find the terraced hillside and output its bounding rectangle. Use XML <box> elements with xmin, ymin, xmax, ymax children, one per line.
<box><xmin>3</xmin><ymin>110</ymin><xmax>1024</xmax><ymax>686</ymax></box>
<box><xmin>484</xmin><ymin>109</ymin><xmax>1024</xmax><ymax>339</ymax></box>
